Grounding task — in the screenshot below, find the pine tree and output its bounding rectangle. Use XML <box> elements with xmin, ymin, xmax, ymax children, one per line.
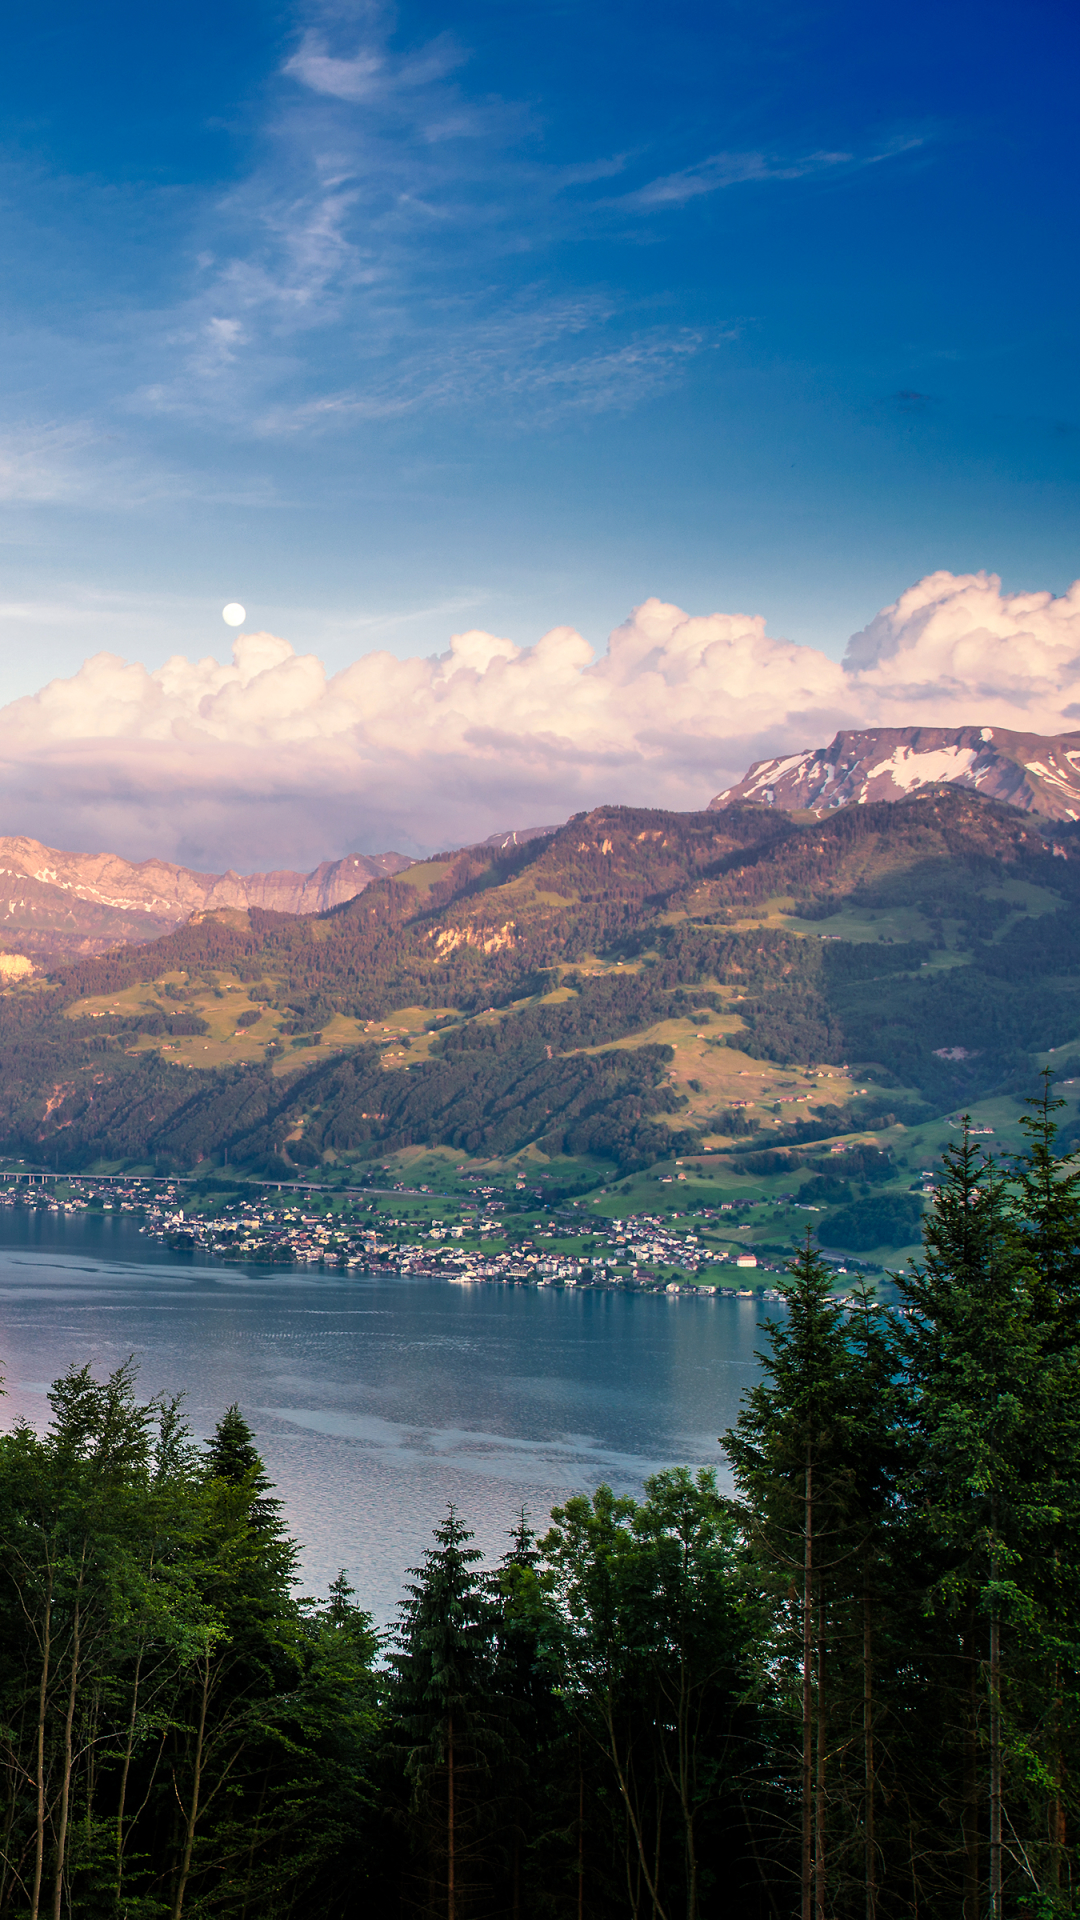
<box><xmin>723</xmin><ymin>1236</ymin><xmax>869</xmax><ymax>1920</ymax></box>
<box><xmin>387</xmin><ymin>1505</ymin><xmax>506</xmax><ymax>1920</ymax></box>
<box><xmin>897</xmin><ymin>1125</ymin><xmax>1044</xmax><ymax>1919</ymax></box>
<box><xmin>1005</xmin><ymin>1077</ymin><xmax>1080</xmax><ymax>1909</ymax></box>
<box><xmin>491</xmin><ymin>1512</ymin><xmax>563</xmax><ymax>1920</ymax></box>
<box><xmin>203</xmin><ymin>1402</ymin><xmax>283</xmax><ymax>1532</ymax></box>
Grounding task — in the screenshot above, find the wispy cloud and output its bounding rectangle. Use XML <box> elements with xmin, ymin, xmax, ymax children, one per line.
<box><xmin>117</xmin><ymin>9</ymin><xmax>919</xmax><ymax>438</ymax></box>
<box><xmin>254</xmin><ymin>297</ymin><xmax>724</xmax><ymax>433</ymax></box>
<box><xmin>619</xmin><ymin>135</ymin><xmax>923</xmax><ymax>211</ymax></box>
<box><xmin>283</xmin><ymin>29</ymin><xmax>468</xmax><ymax>106</ymax></box>
<box><xmin>0</xmin><ymin>3</ymin><xmax>931</xmax><ymax>495</ymax></box>
<box><xmin>0</xmin><ymin>423</ymin><xmax>100</xmax><ymax>504</ymax></box>
<box><xmin>622</xmin><ymin>149</ymin><xmax>850</xmax><ymax>210</ymax></box>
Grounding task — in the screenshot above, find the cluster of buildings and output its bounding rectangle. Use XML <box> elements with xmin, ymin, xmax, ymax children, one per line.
<box><xmin>135</xmin><ymin>1198</ymin><xmax>761</xmax><ymax>1294</ymax></box>
<box><xmin>0</xmin><ymin>1172</ymin><xmax>887</xmax><ymax>1302</ymax></box>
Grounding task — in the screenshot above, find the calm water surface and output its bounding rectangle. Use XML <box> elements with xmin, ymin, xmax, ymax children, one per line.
<box><xmin>0</xmin><ymin>1210</ymin><xmax>773</xmax><ymax>1622</ymax></box>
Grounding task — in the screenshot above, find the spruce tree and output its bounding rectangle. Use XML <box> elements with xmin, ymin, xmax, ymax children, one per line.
<box><xmin>203</xmin><ymin>1403</ymin><xmax>283</xmax><ymax>1532</ymax></box>
<box><xmin>723</xmin><ymin>1235</ymin><xmax>868</xmax><ymax>1920</ymax></box>
<box><xmin>387</xmin><ymin>1505</ymin><xmax>506</xmax><ymax>1920</ymax></box>
<box><xmin>1006</xmin><ymin>1078</ymin><xmax>1080</xmax><ymax>1908</ymax></box>
<box><xmin>897</xmin><ymin>1125</ymin><xmax>1044</xmax><ymax>1920</ymax></box>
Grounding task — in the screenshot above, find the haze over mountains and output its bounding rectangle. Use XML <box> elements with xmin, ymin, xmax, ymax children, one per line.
<box><xmin>710</xmin><ymin>724</ymin><xmax>1080</xmax><ymax>820</ymax></box>
<box><xmin>6</xmin><ymin>721</ymin><xmax>1080</xmax><ymax>966</ymax></box>
<box><xmin>0</xmin><ymin>839</ymin><xmax>413</xmax><ymax>960</ymax></box>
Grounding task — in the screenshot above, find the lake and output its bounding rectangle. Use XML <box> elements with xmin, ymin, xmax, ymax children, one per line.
<box><xmin>0</xmin><ymin>1210</ymin><xmax>773</xmax><ymax>1624</ymax></box>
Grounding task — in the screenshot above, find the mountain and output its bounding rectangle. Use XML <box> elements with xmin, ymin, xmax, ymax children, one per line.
<box><xmin>1</xmin><ymin>787</ymin><xmax>1079</xmax><ymax>1213</ymax></box>
<box><xmin>709</xmin><ymin>724</ymin><xmax>1080</xmax><ymax>820</ymax></box>
<box><xmin>0</xmin><ymin>838</ymin><xmax>413</xmax><ymax>961</ymax></box>
<box><xmin>476</xmin><ymin>824</ymin><xmax>563</xmax><ymax>851</ymax></box>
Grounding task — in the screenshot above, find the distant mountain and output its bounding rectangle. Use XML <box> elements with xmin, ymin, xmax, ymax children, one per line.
<box><xmin>476</xmin><ymin>824</ymin><xmax>563</xmax><ymax>851</ymax></box>
<box><xmin>709</xmin><ymin>725</ymin><xmax>1080</xmax><ymax>820</ymax></box>
<box><xmin>0</xmin><ymin>838</ymin><xmax>413</xmax><ymax>962</ymax></box>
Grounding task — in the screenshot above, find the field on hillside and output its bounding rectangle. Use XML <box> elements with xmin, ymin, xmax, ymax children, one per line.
<box><xmin>0</xmin><ymin>788</ymin><xmax>1077</xmax><ymax>1257</ymax></box>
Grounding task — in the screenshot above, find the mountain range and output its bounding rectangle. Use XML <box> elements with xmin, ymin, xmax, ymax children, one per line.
<box><xmin>0</xmin><ymin>783</ymin><xmax>1077</xmax><ymax>1251</ymax></box>
<box><xmin>0</xmin><ymin>839</ymin><xmax>413</xmax><ymax>962</ymax></box>
<box><xmin>710</xmin><ymin>723</ymin><xmax>1080</xmax><ymax>818</ymax></box>
<box><xmin>4</xmin><ymin>724</ymin><xmax>1080</xmax><ymax>969</ymax></box>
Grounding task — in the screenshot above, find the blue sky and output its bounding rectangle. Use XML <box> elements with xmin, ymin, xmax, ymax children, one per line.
<box><xmin>2</xmin><ymin>0</ymin><xmax>1078</xmax><ymax>700</ymax></box>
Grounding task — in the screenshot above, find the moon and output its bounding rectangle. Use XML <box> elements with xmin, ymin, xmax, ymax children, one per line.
<box><xmin>222</xmin><ymin>602</ymin><xmax>246</xmax><ymax>627</ymax></box>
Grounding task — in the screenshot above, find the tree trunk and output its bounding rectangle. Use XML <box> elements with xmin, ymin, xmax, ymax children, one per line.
<box><xmin>802</xmin><ymin>1458</ymin><xmax>813</xmax><ymax>1920</ymax></box>
<box><xmin>578</xmin><ymin>1733</ymin><xmax>585</xmax><ymax>1920</ymax></box>
<box><xmin>989</xmin><ymin>1608</ymin><xmax>1002</xmax><ymax>1920</ymax></box>
<box><xmin>29</xmin><ymin>1571</ymin><xmax>53</xmax><ymax>1920</ymax></box>
<box><xmin>51</xmin><ymin>1583</ymin><xmax>83</xmax><ymax>1920</ymax></box>
<box><xmin>447</xmin><ymin>1708</ymin><xmax>455</xmax><ymax>1920</ymax></box>
<box><xmin>602</xmin><ymin>1698</ymin><xmax>669</xmax><ymax>1920</ymax></box>
<box><xmin>171</xmin><ymin>1650</ymin><xmax>211</xmax><ymax>1920</ymax></box>
<box><xmin>115</xmin><ymin>1644</ymin><xmax>144</xmax><ymax>1902</ymax></box>
<box><xmin>676</xmin><ymin>1647</ymin><xmax>698</xmax><ymax>1920</ymax></box>
<box><xmin>863</xmin><ymin>1578</ymin><xmax>876</xmax><ymax>1920</ymax></box>
<box><xmin>815</xmin><ymin>1601</ymin><xmax>826</xmax><ymax>1920</ymax></box>
<box><xmin>1049</xmin><ymin>1657</ymin><xmax>1065</xmax><ymax>1897</ymax></box>
<box><xmin>962</xmin><ymin>1615</ymin><xmax>980</xmax><ymax>1920</ymax></box>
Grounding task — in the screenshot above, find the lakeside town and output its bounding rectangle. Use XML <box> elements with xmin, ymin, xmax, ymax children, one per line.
<box><xmin>0</xmin><ymin>1169</ymin><xmax>886</xmax><ymax>1297</ymax></box>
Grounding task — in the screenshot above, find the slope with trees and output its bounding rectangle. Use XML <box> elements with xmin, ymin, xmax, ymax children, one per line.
<box><xmin>0</xmin><ymin>789</ymin><xmax>1075</xmax><ymax>1177</ymax></box>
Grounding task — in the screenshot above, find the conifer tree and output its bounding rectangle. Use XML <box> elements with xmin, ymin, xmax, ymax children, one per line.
<box><xmin>491</xmin><ymin>1512</ymin><xmax>565</xmax><ymax>1920</ymax></box>
<box><xmin>723</xmin><ymin>1236</ymin><xmax>866</xmax><ymax>1920</ymax></box>
<box><xmin>203</xmin><ymin>1402</ymin><xmax>283</xmax><ymax>1532</ymax></box>
<box><xmin>1006</xmin><ymin>1077</ymin><xmax>1080</xmax><ymax>1908</ymax></box>
<box><xmin>897</xmin><ymin>1125</ymin><xmax>1044</xmax><ymax>1920</ymax></box>
<box><xmin>387</xmin><ymin>1505</ymin><xmax>506</xmax><ymax>1920</ymax></box>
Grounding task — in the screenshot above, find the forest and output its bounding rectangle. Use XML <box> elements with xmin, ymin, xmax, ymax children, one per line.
<box><xmin>0</xmin><ymin>788</ymin><xmax>1075</xmax><ymax>1186</ymax></box>
<box><xmin>2</xmin><ymin>1089</ymin><xmax>1080</xmax><ymax>1918</ymax></box>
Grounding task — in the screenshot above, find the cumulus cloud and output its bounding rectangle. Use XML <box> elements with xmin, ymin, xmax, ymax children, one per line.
<box><xmin>0</xmin><ymin>570</ymin><xmax>1078</xmax><ymax>874</ymax></box>
<box><xmin>844</xmin><ymin>571</ymin><xmax>1080</xmax><ymax>716</ymax></box>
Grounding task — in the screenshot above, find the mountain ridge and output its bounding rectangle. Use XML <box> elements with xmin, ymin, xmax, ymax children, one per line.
<box><xmin>709</xmin><ymin>724</ymin><xmax>1080</xmax><ymax>819</ymax></box>
<box><xmin>0</xmin><ymin>837</ymin><xmax>414</xmax><ymax>961</ymax></box>
<box><xmin>0</xmin><ymin>785</ymin><xmax>1073</xmax><ymax>1193</ymax></box>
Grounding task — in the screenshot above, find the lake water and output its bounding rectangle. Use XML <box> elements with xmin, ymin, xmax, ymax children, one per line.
<box><xmin>0</xmin><ymin>1211</ymin><xmax>773</xmax><ymax>1624</ymax></box>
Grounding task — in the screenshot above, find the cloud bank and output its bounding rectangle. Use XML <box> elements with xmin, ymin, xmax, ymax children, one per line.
<box><xmin>1</xmin><ymin>569</ymin><xmax>1079</xmax><ymax>873</ymax></box>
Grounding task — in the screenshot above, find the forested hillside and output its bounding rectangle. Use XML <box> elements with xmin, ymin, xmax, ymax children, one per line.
<box><xmin>3</xmin><ymin>1106</ymin><xmax>1080</xmax><ymax>1917</ymax></box>
<box><xmin>0</xmin><ymin>789</ymin><xmax>1077</xmax><ymax>1198</ymax></box>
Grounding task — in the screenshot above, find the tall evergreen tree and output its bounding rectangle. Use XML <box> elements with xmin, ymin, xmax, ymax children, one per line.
<box><xmin>386</xmin><ymin>1506</ymin><xmax>507</xmax><ymax>1920</ymax></box>
<box><xmin>1005</xmin><ymin>1078</ymin><xmax>1080</xmax><ymax>1910</ymax></box>
<box><xmin>896</xmin><ymin>1126</ymin><xmax>1046</xmax><ymax>1919</ymax></box>
<box><xmin>723</xmin><ymin>1236</ymin><xmax>874</xmax><ymax>1920</ymax></box>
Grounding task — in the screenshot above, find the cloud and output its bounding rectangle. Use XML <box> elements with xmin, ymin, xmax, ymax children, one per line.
<box><xmin>622</xmin><ymin>149</ymin><xmax>852</xmax><ymax>210</ymax></box>
<box><xmin>0</xmin><ymin>0</ymin><xmax>931</xmax><ymax>494</ymax></box>
<box><xmin>844</xmin><ymin>570</ymin><xmax>1080</xmax><ymax>716</ymax></box>
<box><xmin>618</xmin><ymin>135</ymin><xmax>923</xmax><ymax>212</ymax></box>
<box><xmin>0</xmin><ymin>570</ymin><xmax>1077</xmax><ymax>875</ymax></box>
<box><xmin>283</xmin><ymin>29</ymin><xmax>467</xmax><ymax>106</ymax></box>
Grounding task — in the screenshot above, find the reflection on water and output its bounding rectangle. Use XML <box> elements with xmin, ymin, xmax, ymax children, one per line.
<box><xmin>0</xmin><ymin>1209</ymin><xmax>772</xmax><ymax>1623</ymax></box>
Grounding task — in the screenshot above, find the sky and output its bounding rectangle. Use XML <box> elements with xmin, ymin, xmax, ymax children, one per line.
<box><xmin>1</xmin><ymin>0</ymin><xmax>1079</xmax><ymax>869</ymax></box>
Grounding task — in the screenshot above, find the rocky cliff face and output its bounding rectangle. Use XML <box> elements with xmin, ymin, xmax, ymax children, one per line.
<box><xmin>709</xmin><ymin>725</ymin><xmax>1080</xmax><ymax>820</ymax></box>
<box><xmin>0</xmin><ymin>840</ymin><xmax>413</xmax><ymax>961</ymax></box>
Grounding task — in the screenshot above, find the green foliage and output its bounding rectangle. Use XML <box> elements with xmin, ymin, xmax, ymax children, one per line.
<box><xmin>0</xmin><ymin>789</ymin><xmax>1075</xmax><ymax>1172</ymax></box>
<box><xmin>822</xmin><ymin>1189</ymin><xmax>924</xmax><ymax>1249</ymax></box>
<box><xmin>3</xmin><ymin>1093</ymin><xmax>1080</xmax><ymax>1916</ymax></box>
<box><xmin>799</xmin><ymin>1172</ymin><xmax>853</xmax><ymax>1205</ymax></box>
<box><xmin>0</xmin><ymin>1366</ymin><xmax>380</xmax><ymax>1920</ymax></box>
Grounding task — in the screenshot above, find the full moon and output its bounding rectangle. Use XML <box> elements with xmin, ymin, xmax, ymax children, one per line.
<box><xmin>222</xmin><ymin>602</ymin><xmax>246</xmax><ymax>627</ymax></box>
